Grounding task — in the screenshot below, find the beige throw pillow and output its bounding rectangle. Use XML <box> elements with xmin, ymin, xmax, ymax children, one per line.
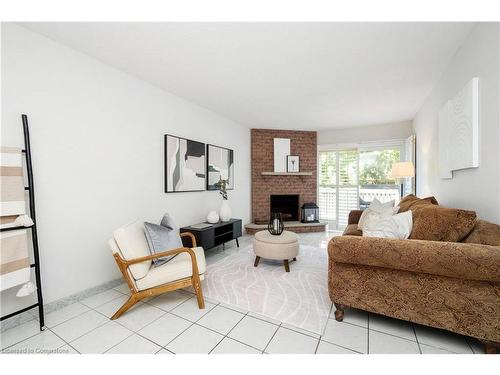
<box><xmin>409</xmin><ymin>205</ymin><xmax>476</xmax><ymax>242</ymax></box>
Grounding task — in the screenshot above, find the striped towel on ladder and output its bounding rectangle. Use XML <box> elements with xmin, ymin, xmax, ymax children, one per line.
<box><xmin>0</xmin><ymin>146</ymin><xmax>31</xmax><ymax>292</ymax></box>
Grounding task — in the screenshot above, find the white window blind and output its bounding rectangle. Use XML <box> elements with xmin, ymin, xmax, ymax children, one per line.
<box><xmin>318</xmin><ymin>151</ymin><xmax>337</xmax><ymax>223</ymax></box>
<box><xmin>337</xmin><ymin>150</ymin><xmax>359</xmax><ymax>228</ymax></box>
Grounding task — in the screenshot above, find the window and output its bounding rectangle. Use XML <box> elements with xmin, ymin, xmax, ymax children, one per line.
<box><xmin>319</xmin><ymin>149</ymin><xmax>360</xmax><ymax>228</ymax></box>
<box><xmin>359</xmin><ymin>149</ymin><xmax>401</xmax><ymax>186</ymax></box>
<box><xmin>337</xmin><ymin>150</ymin><xmax>359</xmax><ymax>228</ymax></box>
<box><xmin>319</xmin><ymin>141</ymin><xmax>406</xmax><ymax>230</ymax></box>
<box><xmin>318</xmin><ymin>151</ymin><xmax>337</xmax><ymax>224</ymax></box>
<box><xmin>358</xmin><ymin>148</ymin><xmax>400</xmax><ymax>209</ymax></box>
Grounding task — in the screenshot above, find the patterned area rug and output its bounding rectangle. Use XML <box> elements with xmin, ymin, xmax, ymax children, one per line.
<box><xmin>202</xmin><ymin>243</ymin><xmax>331</xmax><ymax>335</ymax></box>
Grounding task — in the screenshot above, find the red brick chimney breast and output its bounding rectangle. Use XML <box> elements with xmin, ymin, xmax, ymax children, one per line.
<box><xmin>251</xmin><ymin>129</ymin><xmax>317</xmax><ymax>224</ymax></box>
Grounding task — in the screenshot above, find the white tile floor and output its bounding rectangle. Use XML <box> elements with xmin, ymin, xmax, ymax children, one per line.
<box><xmin>0</xmin><ymin>232</ymin><xmax>485</xmax><ymax>354</ymax></box>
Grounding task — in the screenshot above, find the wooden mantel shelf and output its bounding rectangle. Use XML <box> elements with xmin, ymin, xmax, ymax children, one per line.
<box><xmin>261</xmin><ymin>171</ymin><xmax>313</xmax><ymax>176</ymax></box>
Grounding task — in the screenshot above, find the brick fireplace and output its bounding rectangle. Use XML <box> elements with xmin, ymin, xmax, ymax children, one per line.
<box><xmin>248</xmin><ymin>129</ymin><xmax>324</xmax><ymax>233</ymax></box>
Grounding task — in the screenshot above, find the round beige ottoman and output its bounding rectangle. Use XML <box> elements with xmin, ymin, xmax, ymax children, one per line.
<box><xmin>253</xmin><ymin>230</ymin><xmax>299</xmax><ymax>272</ymax></box>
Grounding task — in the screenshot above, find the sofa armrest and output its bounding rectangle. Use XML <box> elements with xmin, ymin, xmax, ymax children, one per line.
<box><xmin>343</xmin><ymin>224</ymin><xmax>362</xmax><ymax>236</ymax></box>
<box><xmin>348</xmin><ymin>210</ymin><xmax>363</xmax><ymax>225</ymax></box>
<box><xmin>328</xmin><ymin>236</ymin><xmax>500</xmax><ymax>282</ymax></box>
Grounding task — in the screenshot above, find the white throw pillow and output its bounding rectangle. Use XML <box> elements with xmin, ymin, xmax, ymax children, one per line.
<box><xmin>362</xmin><ymin>210</ymin><xmax>413</xmax><ymax>239</ymax></box>
<box><xmin>370</xmin><ymin>198</ymin><xmax>396</xmax><ymax>212</ymax></box>
<box><xmin>358</xmin><ymin>198</ymin><xmax>397</xmax><ymax>230</ymax></box>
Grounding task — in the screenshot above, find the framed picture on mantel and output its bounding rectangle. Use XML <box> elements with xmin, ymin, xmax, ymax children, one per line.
<box><xmin>287</xmin><ymin>155</ymin><xmax>300</xmax><ymax>172</ymax></box>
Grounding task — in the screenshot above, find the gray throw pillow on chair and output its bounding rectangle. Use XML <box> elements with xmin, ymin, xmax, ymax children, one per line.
<box><xmin>144</xmin><ymin>214</ymin><xmax>183</xmax><ymax>266</ymax></box>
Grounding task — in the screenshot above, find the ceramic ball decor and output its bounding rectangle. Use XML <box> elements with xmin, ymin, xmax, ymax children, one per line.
<box><xmin>207</xmin><ymin>210</ymin><xmax>219</xmax><ymax>224</ymax></box>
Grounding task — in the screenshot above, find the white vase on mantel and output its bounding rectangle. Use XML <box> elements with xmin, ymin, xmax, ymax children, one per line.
<box><xmin>219</xmin><ymin>200</ymin><xmax>232</xmax><ymax>222</ymax></box>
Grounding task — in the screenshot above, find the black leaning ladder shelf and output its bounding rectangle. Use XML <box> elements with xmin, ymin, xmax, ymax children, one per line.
<box><xmin>0</xmin><ymin>114</ymin><xmax>45</xmax><ymax>331</ymax></box>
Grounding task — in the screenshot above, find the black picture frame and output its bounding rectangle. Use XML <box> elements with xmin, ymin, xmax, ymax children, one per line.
<box><xmin>206</xmin><ymin>144</ymin><xmax>235</xmax><ymax>191</ymax></box>
<box><xmin>287</xmin><ymin>155</ymin><xmax>300</xmax><ymax>172</ymax></box>
<box><xmin>164</xmin><ymin>134</ymin><xmax>206</xmax><ymax>193</ymax></box>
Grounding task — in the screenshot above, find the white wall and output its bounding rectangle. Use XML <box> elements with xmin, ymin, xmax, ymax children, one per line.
<box><xmin>498</xmin><ymin>25</ymin><xmax>500</xmax><ymax>216</ymax></box>
<box><xmin>1</xmin><ymin>23</ymin><xmax>251</xmax><ymax>309</ymax></box>
<box><xmin>317</xmin><ymin>121</ymin><xmax>413</xmax><ymax>145</ymax></box>
<box><xmin>413</xmin><ymin>23</ymin><xmax>500</xmax><ymax>223</ymax></box>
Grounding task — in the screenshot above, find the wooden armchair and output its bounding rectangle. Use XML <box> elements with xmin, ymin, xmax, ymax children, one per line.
<box><xmin>108</xmin><ymin>220</ymin><xmax>205</xmax><ymax>320</ymax></box>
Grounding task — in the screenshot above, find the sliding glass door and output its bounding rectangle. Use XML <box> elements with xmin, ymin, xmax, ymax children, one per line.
<box><xmin>337</xmin><ymin>150</ymin><xmax>359</xmax><ymax>228</ymax></box>
<box><xmin>358</xmin><ymin>147</ymin><xmax>401</xmax><ymax>209</ymax></box>
<box><xmin>318</xmin><ymin>150</ymin><xmax>337</xmax><ymax>227</ymax></box>
<box><xmin>319</xmin><ymin>142</ymin><xmax>402</xmax><ymax>230</ymax></box>
<box><xmin>318</xmin><ymin>149</ymin><xmax>359</xmax><ymax>228</ymax></box>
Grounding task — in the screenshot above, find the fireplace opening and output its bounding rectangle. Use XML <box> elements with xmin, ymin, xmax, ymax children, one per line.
<box><xmin>270</xmin><ymin>194</ymin><xmax>299</xmax><ymax>221</ymax></box>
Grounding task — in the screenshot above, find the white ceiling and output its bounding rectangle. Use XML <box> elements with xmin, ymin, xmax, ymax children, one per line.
<box><xmin>21</xmin><ymin>22</ymin><xmax>474</xmax><ymax>130</ymax></box>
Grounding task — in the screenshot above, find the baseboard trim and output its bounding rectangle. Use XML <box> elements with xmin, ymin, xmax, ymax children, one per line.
<box><xmin>1</xmin><ymin>278</ymin><xmax>123</xmax><ymax>332</ymax></box>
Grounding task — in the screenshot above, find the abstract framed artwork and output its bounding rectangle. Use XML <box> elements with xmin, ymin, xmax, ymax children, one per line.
<box><xmin>164</xmin><ymin>134</ymin><xmax>206</xmax><ymax>192</ymax></box>
<box><xmin>206</xmin><ymin>144</ymin><xmax>234</xmax><ymax>190</ymax></box>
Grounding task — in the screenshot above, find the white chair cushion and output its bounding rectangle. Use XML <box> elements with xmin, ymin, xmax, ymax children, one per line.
<box><xmin>135</xmin><ymin>247</ymin><xmax>206</xmax><ymax>291</ymax></box>
<box><xmin>113</xmin><ymin>220</ymin><xmax>152</xmax><ymax>280</ymax></box>
<box><xmin>108</xmin><ymin>238</ymin><xmax>139</xmax><ymax>290</ymax></box>
<box><xmin>108</xmin><ymin>238</ymin><xmax>121</xmax><ymax>255</ymax></box>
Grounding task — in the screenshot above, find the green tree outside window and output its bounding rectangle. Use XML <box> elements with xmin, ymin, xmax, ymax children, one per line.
<box><xmin>359</xmin><ymin>149</ymin><xmax>400</xmax><ymax>185</ymax></box>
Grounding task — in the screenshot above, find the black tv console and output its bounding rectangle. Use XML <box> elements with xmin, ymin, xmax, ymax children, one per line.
<box><xmin>180</xmin><ymin>218</ymin><xmax>242</xmax><ymax>250</ymax></box>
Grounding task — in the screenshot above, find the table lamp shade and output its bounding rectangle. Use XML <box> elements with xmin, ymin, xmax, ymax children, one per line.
<box><xmin>388</xmin><ymin>161</ymin><xmax>415</xmax><ymax>179</ymax></box>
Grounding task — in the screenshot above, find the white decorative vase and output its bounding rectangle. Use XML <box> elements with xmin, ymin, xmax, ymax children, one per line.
<box><xmin>219</xmin><ymin>200</ymin><xmax>232</xmax><ymax>222</ymax></box>
<box><xmin>207</xmin><ymin>210</ymin><xmax>219</xmax><ymax>224</ymax></box>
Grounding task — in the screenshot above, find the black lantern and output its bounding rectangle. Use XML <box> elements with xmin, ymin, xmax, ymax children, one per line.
<box><xmin>268</xmin><ymin>212</ymin><xmax>284</xmax><ymax>235</ymax></box>
<box><xmin>301</xmin><ymin>203</ymin><xmax>319</xmax><ymax>223</ymax></box>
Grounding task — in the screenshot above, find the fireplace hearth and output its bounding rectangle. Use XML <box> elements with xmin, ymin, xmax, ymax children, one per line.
<box><xmin>270</xmin><ymin>194</ymin><xmax>299</xmax><ymax>222</ymax></box>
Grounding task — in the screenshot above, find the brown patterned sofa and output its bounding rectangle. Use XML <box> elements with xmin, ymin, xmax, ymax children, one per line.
<box><xmin>328</xmin><ymin>195</ymin><xmax>500</xmax><ymax>353</ymax></box>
